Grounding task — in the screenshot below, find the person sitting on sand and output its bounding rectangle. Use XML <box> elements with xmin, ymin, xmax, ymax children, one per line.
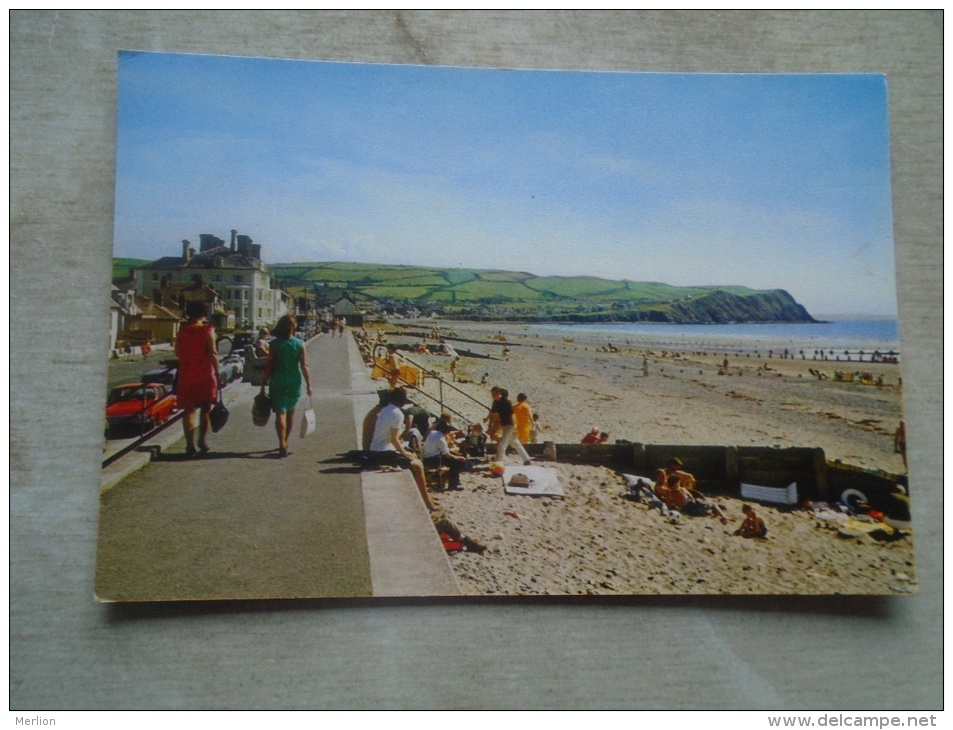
<box><xmin>403</xmin><ymin>401</ymin><xmax>432</xmax><ymax>440</ymax></box>
<box><xmin>735</xmin><ymin>504</ymin><xmax>768</xmax><ymax>538</ymax></box>
<box><xmin>435</xmin><ymin>413</ymin><xmax>465</xmax><ymax>446</ymax></box>
<box><xmin>459</xmin><ymin>423</ymin><xmax>488</xmax><ymax>458</ymax></box>
<box><xmin>665</xmin><ymin>457</ymin><xmax>697</xmax><ymax>491</ymax></box>
<box><xmin>431</xmin><ymin>509</ymin><xmax>487</xmax><ymax>553</ymax></box>
<box><xmin>581</xmin><ymin>427</ymin><xmax>601</xmax><ymax>444</ymax></box>
<box><xmin>422</xmin><ymin>419</ymin><xmax>468</xmax><ymax>491</ymax></box>
<box><xmin>402</xmin><ymin>425</ymin><xmax>424</xmax><ymax>457</ymax></box>
<box><xmin>660</xmin><ymin>460</ymin><xmax>730</xmax><ymax>523</ymax></box>
<box><xmin>657</xmin><ymin>473</ymin><xmax>693</xmax><ymax>511</ymax></box>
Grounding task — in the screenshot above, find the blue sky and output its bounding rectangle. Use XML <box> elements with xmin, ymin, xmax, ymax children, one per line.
<box><xmin>114</xmin><ymin>52</ymin><xmax>897</xmax><ymax>316</ymax></box>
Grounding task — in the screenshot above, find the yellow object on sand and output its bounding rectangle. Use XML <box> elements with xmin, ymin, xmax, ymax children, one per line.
<box><xmin>398</xmin><ymin>364</ymin><xmax>420</xmax><ymax>387</ymax></box>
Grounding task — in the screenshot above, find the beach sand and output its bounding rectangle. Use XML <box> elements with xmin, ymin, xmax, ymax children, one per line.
<box><xmin>373</xmin><ymin>320</ymin><xmax>915</xmax><ymax>596</ymax></box>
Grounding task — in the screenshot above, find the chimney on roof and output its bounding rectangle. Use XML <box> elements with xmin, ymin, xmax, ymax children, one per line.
<box><xmin>230</xmin><ymin>229</ymin><xmax>237</xmax><ymax>252</ymax></box>
<box><xmin>182</xmin><ymin>240</ymin><xmax>192</xmax><ymax>262</ymax></box>
<box><xmin>251</xmin><ymin>244</ymin><xmax>261</xmax><ymax>260</ymax></box>
<box><xmin>237</xmin><ymin>234</ymin><xmax>253</xmax><ymax>257</ymax></box>
<box><xmin>199</xmin><ymin>233</ymin><xmax>224</xmax><ymax>252</ymax></box>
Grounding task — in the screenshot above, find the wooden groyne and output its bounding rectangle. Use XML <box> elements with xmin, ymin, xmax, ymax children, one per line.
<box><xmin>524</xmin><ymin>441</ymin><xmax>906</xmax><ymax>507</ymax></box>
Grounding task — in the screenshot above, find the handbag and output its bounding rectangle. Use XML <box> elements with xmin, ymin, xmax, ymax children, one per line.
<box><xmin>299</xmin><ymin>396</ymin><xmax>316</xmax><ymax>438</ymax></box>
<box><xmin>209</xmin><ymin>393</ymin><xmax>230</xmax><ymax>433</ymax></box>
<box><xmin>252</xmin><ymin>391</ymin><xmax>272</xmax><ymax>427</ymax></box>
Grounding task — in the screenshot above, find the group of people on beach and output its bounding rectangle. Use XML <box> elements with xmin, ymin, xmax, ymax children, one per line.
<box><xmin>361</xmin><ymin>385</ymin><xmax>487</xmax><ymax>552</ymax></box>
<box><xmin>626</xmin><ymin>457</ymin><xmax>767</xmax><ymax>537</ymax></box>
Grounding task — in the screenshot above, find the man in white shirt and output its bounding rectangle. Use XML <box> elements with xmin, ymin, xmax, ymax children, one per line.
<box><xmin>421</xmin><ymin>419</ymin><xmax>467</xmax><ymax>491</ymax></box>
<box><xmin>368</xmin><ymin>388</ymin><xmax>436</xmax><ymax>511</ymax></box>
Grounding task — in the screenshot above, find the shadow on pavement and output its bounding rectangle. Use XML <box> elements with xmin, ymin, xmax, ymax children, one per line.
<box><xmin>154</xmin><ymin>450</ymin><xmax>280</xmax><ymax>462</ymax></box>
<box><xmin>317</xmin><ymin>451</ymin><xmax>365</xmax><ymax>474</ymax></box>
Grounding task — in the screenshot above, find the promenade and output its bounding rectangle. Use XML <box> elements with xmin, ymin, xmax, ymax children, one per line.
<box><xmin>95</xmin><ymin>332</ymin><xmax>459</xmax><ymax>602</ymax></box>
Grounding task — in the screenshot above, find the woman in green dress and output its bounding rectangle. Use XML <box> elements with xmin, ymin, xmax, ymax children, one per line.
<box><xmin>261</xmin><ymin>314</ymin><xmax>312</xmax><ymax>457</ymax></box>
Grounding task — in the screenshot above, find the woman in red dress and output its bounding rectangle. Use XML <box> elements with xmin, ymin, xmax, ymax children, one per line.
<box><xmin>175</xmin><ymin>301</ymin><xmax>219</xmax><ymax>457</ymax></box>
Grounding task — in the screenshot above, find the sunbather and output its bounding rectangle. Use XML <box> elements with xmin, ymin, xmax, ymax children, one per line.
<box><xmin>665</xmin><ymin>457</ymin><xmax>697</xmax><ymax>491</ymax></box>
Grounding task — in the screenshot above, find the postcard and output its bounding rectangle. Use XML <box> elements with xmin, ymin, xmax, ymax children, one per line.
<box><xmin>97</xmin><ymin>52</ymin><xmax>912</xmax><ymax>601</ymax></box>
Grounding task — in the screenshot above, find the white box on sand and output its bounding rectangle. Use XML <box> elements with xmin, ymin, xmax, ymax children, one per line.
<box><xmin>740</xmin><ymin>481</ymin><xmax>798</xmax><ymax>506</ymax></box>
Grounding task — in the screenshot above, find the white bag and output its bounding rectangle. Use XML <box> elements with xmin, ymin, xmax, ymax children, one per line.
<box><xmin>300</xmin><ymin>397</ymin><xmax>316</xmax><ymax>438</ymax></box>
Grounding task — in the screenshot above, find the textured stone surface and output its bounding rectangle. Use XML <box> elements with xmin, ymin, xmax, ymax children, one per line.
<box><xmin>11</xmin><ymin>10</ymin><xmax>941</xmax><ymax>710</ymax></box>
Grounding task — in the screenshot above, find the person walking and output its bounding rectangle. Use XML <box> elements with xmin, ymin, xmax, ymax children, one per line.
<box><xmin>261</xmin><ymin>314</ymin><xmax>313</xmax><ymax>457</ymax></box>
<box><xmin>174</xmin><ymin>301</ymin><xmax>219</xmax><ymax>457</ymax></box>
<box><xmin>491</xmin><ymin>387</ymin><xmax>531</xmax><ymax>466</ymax></box>
<box><xmin>384</xmin><ymin>344</ymin><xmax>401</xmax><ymax>388</ymax></box>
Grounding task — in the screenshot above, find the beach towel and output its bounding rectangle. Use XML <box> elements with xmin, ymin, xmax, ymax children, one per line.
<box><xmin>837</xmin><ymin>518</ymin><xmax>896</xmax><ymax>541</ymax></box>
<box><xmin>623</xmin><ymin>474</ymin><xmax>656</xmax><ymax>491</ymax></box>
<box><xmin>502</xmin><ymin>465</ymin><xmax>564</xmax><ymax>498</ymax></box>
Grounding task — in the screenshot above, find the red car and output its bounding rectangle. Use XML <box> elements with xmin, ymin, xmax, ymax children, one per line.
<box><xmin>105</xmin><ymin>382</ymin><xmax>177</xmax><ymax>432</ymax></box>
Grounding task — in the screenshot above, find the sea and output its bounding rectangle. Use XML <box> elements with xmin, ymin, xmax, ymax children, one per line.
<box><xmin>525</xmin><ymin>320</ymin><xmax>900</xmax><ymax>359</ymax></box>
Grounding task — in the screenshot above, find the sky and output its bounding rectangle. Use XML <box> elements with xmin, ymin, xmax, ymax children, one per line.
<box><xmin>113</xmin><ymin>52</ymin><xmax>898</xmax><ymax>317</ymax></box>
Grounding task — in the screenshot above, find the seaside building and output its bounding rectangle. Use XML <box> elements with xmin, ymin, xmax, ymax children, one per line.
<box><xmin>131</xmin><ymin>230</ymin><xmax>291</xmax><ymax>330</ymax></box>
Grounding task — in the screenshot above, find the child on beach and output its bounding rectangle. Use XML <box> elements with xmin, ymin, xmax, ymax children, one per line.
<box><xmin>735</xmin><ymin>504</ymin><xmax>768</xmax><ymax>538</ymax></box>
<box><xmin>530</xmin><ymin>412</ymin><xmax>543</xmax><ymax>444</ymax></box>
<box><xmin>460</xmin><ymin>423</ymin><xmax>488</xmax><ymax>458</ymax></box>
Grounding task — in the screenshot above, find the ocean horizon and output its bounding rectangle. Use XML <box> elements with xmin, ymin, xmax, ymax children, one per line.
<box><xmin>523</xmin><ymin>319</ymin><xmax>900</xmax><ymax>357</ymax></box>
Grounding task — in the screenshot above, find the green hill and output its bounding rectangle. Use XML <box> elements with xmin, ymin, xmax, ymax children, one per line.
<box><xmin>112</xmin><ymin>258</ymin><xmax>151</xmax><ymax>281</ymax></box>
<box><xmin>267</xmin><ymin>261</ymin><xmax>816</xmax><ymax>324</ymax></box>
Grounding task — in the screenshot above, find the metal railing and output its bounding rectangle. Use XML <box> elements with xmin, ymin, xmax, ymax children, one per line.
<box><xmin>372</xmin><ymin>344</ymin><xmax>489</xmax><ymax>423</ymax></box>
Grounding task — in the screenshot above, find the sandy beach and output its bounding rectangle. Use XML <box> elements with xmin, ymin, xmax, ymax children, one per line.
<box><xmin>370</xmin><ymin>319</ymin><xmax>914</xmax><ymax>596</ymax></box>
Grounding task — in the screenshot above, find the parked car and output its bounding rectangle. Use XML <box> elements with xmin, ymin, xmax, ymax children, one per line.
<box><xmin>224</xmin><ymin>353</ymin><xmax>244</xmax><ymax>377</ymax></box>
<box><xmin>105</xmin><ymin>382</ymin><xmax>177</xmax><ymax>432</ymax></box>
<box><xmin>231</xmin><ymin>332</ymin><xmax>256</xmax><ymax>351</ymax></box>
<box><xmin>142</xmin><ymin>365</ymin><xmax>177</xmax><ymax>391</ymax></box>
<box><xmin>218</xmin><ymin>355</ymin><xmax>243</xmax><ymax>387</ymax></box>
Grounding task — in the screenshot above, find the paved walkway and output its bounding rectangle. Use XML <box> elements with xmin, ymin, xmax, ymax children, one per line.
<box><xmin>95</xmin><ymin>333</ymin><xmax>459</xmax><ymax>601</ymax></box>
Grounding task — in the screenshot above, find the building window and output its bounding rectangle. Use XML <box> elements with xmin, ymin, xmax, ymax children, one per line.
<box><xmin>213</xmin><ymin>274</ymin><xmax>223</xmax><ymax>283</ymax></box>
<box><xmin>233</xmin><ymin>274</ymin><xmax>244</xmax><ymax>283</ymax></box>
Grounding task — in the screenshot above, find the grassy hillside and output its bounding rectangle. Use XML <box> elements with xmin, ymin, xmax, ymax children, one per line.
<box><xmin>267</xmin><ymin>261</ymin><xmax>814</xmax><ymax>323</ymax></box>
<box><xmin>112</xmin><ymin>258</ymin><xmax>151</xmax><ymax>281</ymax></box>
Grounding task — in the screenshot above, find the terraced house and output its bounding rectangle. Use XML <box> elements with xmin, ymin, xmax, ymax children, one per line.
<box><xmin>133</xmin><ymin>230</ymin><xmax>291</xmax><ymax>330</ymax></box>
